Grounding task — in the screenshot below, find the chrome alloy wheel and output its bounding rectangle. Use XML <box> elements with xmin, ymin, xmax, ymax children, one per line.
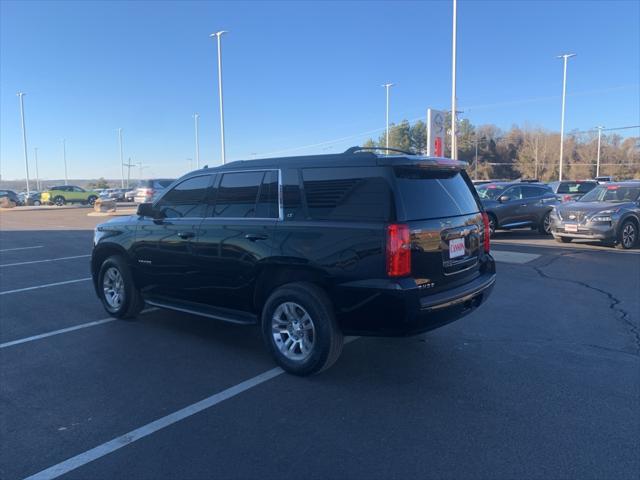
<box><xmin>271</xmin><ymin>302</ymin><xmax>316</xmax><ymax>361</ymax></box>
<box><xmin>621</xmin><ymin>223</ymin><xmax>636</xmax><ymax>249</ymax></box>
<box><xmin>543</xmin><ymin>213</ymin><xmax>552</xmax><ymax>234</ymax></box>
<box><xmin>103</xmin><ymin>266</ymin><xmax>125</xmax><ymax>310</ymax></box>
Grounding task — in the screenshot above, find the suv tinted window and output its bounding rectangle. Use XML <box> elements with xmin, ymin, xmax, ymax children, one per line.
<box><xmin>522</xmin><ymin>185</ymin><xmax>545</xmax><ymax>198</ymax></box>
<box><xmin>395</xmin><ymin>168</ymin><xmax>479</xmax><ymax>220</ymax></box>
<box><xmin>213</xmin><ymin>171</ymin><xmax>272</xmax><ymax>218</ymax></box>
<box><xmin>301</xmin><ymin>167</ymin><xmax>392</xmax><ymax>222</ymax></box>
<box><xmin>255</xmin><ymin>170</ymin><xmax>279</xmax><ymax>218</ymax></box>
<box><xmin>156</xmin><ymin>175</ymin><xmax>211</xmax><ymax>218</ymax></box>
<box><xmin>557</xmin><ymin>182</ymin><xmax>596</xmax><ymax>194</ymax></box>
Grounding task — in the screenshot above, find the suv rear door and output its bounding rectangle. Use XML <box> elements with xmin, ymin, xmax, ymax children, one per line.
<box><xmin>192</xmin><ymin>169</ymin><xmax>279</xmax><ymax>311</ymax></box>
<box><xmin>392</xmin><ymin>166</ymin><xmax>484</xmax><ymax>292</ymax></box>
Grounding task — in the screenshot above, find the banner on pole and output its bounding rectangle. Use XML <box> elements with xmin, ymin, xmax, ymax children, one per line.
<box><xmin>427</xmin><ymin>109</ymin><xmax>446</xmax><ymax>157</ymax></box>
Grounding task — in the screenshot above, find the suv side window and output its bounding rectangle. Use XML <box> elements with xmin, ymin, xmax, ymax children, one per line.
<box><xmin>503</xmin><ymin>186</ymin><xmax>523</xmax><ymax>200</ymax></box>
<box><xmin>156</xmin><ymin>175</ymin><xmax>212</xmax><ymax>218</ymax></box>
<box><xmin>213</xmin><ymin>170</ymin><xmax>278</xmax><ymax>219</ymax></box>
<box><xmin>522</xmin><ymin>186</ymin><xmax>544</xmax><ymax>198</ymax></box>
<box><xmin>301</xmin><ymin>167</ymin><xmax>392</xmax><ymax>222</ymax></box>
<box><xmin>72</xmin><ymin>186</ymin><xmax>85</xmax><ymax>192</ymax></box>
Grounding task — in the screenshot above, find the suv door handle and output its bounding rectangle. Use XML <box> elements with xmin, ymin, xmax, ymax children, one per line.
<box><xmin>245</xmin><ymin>233</ymin><xmax>268</xmax><ymax>241</ymax></box>
<box><xmin>177</xmin><ymin>231</ymin><xmax>195</xmax><ymax>239</ymax></box>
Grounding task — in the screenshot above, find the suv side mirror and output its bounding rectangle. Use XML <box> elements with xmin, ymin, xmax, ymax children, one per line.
<box><xmin>137</xmin><ymin>202</ymin><xmax>163</xmax><ymax>219</ymax></box>
<box><xmin>498</xmin><ymin>195</ymin><xmax>510</xmax><ymax>203</ymax></box>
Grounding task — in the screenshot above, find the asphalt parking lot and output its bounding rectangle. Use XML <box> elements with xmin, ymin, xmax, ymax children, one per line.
<box><xmin>1</xmin><ymin>208</ymin><xmax>639</xmax><ymax>480</ymax></box>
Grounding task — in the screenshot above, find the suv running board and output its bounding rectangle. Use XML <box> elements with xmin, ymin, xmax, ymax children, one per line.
<box><xmin>144</xmin><ymin>297</ymin><xmax>257</xmax><ymax>325</ymax></box>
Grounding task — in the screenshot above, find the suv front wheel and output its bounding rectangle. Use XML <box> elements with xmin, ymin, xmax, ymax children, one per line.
<box><xmin>262</xmin><ymin>282</ymin><xmax>343</xmax><ymax>376</ymax></box>
<box><xmin>98</xmin><ymin>255</ymin><xmax>144</xmax><ymax>319</ymax></box>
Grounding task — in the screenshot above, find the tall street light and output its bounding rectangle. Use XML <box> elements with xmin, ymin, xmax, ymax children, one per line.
<box><xmin>557</xmin><ymin>53</ymin><xmax>576</xmax><ymax>181</ymax></box>
<box><xmin>210</xmin><ymin>31</ymin><xmax>227</xmax><ymax>164</ymax></box>
<box><xmin>194</xmin><ymin>113</ymin><xmax>200</xmax><ymax>168</ymax></box>
<box><xmin>62</xmin><ymin>138</ymin><xmax>68</xmax><ymax>185</ymax></box>
<box><xmin>34</xmin><ymin>147</ymin><xmax>40</xmax><ymax>191</ymax></box>
<box><xmin>382</xmin><ymin>83</ymin><xmax>395</xmax><ymax>149</ymax></box>
<box><xmin>17</xmin><ymin>92</ymin><xmax>31</xmax><ymax>195</ymax></box>
<box><xmin>450</xmin><ymin>0</ymin><xmax>458</xmax><ymax>160</ymax></box>
<box><xmin>595</xmin><ymin>125</ymin><xmax>604</xmax><ymax>178</ymax></box>
<box><xmin>118</xmin><ymin>128</ymin><xmax>125</xmax><ymax>188</ymax></box>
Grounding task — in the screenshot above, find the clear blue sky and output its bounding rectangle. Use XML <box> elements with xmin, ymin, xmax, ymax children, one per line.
<box><xmin>1</xmin><ymin>0</ymin><xmax>639</xmax><ymax>181</ymax></box>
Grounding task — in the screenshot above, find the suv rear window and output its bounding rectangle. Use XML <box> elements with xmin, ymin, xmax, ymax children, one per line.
<box><xmin>301</xmin><ymin>167</ymin><xmax>392</xmax><ymax>222</ymax></box>
<box><xmin>394</xmin><ymin>168</ymin><xmax>479</xmax><ymax>220</ymax></box>
<box><xmin>557</xmin><ymin>182</ymin><xmax>596</xmax><ymax>194</ymax></box>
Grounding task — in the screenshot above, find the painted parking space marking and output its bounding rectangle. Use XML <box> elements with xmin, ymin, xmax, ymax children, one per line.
<box><xmin>0</xmin><ymin>245</ymin><xmax>44</xmax><ymax>252</ymax></box>
<box><xmin>22</xmin><ymin>337</ymin><xmax>359</xmax><ymax>480</ymax></box>
<box><xmin>0</xmin><ymin>277</ymin><xmax>92</xmax><ymax>296</ymax></box>
<box><xmin>492</xmin><ymin>250</ymin><xmax>540</xmax><ymax>264</ymax></box>
<box><xmin>0</xmin><ymin>308</ymin><xmax>158</xmax><ymax>349</ymax></box>
<box><xmin>0</xmin><ymin>254</ymin><xmax>90</xmax><ymax>268</ymax></box>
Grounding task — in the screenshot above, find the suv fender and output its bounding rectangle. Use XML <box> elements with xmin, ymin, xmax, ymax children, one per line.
<box><xmin>253</xmin><ymin>264</ymin><xmax>328</xmax><ymax>314</ymax></box>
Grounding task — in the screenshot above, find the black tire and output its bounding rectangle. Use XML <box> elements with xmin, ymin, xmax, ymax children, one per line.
<box><xmin>616</xmin><ymin>220</ymin><xmax>638</xmax><ymax>250</ymax></box>
<box><xmin>87</xmin><ymin>195</ymin><xmax>98</xmax><ymax>206</ymax></box>
<box><xmin>97</xmin><ymin>255</ymin><xmax>144</xmax><ymax>319</ymax></box>
<box><xmin>53</xmin><ymin>196</ymin><xmax>65</xmax><ymax>206</ymax></box>
<box><xmin>555</xmin><ymin>236</ymin><xmax>572</xmax><ymax>243</ymax></box>
<box><xmin>487</xmin><ymin>213</ymin><xmax>497</xmax><ymax>237</ymax></box>
<box><xmin>261</xmin><ymin>282</ymin><xmax>343</xmax><ymax>376</ymax></box>
<box><xmin>33</xmin><ymin>200</ymin><xmax>41</xmax><ymax>206</ymax></box>
<box><xmin>538</xmin><ymin>211</ymin><xmax>552</xmax><ymax>235</ymax></box>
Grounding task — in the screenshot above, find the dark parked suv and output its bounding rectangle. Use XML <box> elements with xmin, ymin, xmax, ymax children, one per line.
<box><xmin>91</xmin><ymin>147</ymin><xmax>496</xmax><ymax>375</ymax></box>
<box><xmin>476</xmin><ymin>181</ymin><xmax>558</xmax><ymax>235</ymax></box>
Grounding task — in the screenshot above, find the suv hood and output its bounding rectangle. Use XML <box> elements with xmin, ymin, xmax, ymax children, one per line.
<box><xmin>557</xmin><ymin>201</ymin><xmax>634</xmax><ymax>215</ymax></box>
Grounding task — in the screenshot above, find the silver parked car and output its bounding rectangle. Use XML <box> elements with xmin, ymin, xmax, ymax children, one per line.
<box><xmin>133</xmin><ymin>179</ymin><xmax>175</xmax><ymax>203</ymax></box>
<box><xmin>550</xmin><ymin>181</ymin><xmax>640</xmax><ymax>249</ymax></box>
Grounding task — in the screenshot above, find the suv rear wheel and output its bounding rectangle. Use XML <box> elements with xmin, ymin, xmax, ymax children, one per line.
<box><xmin>538</xmin><ymin>211</ymin><xmax>552</xmax><ymax>235</ymax></box>
<box><xmin>53</xmin><ymin>196</ymin><xmax>65</xmax><ymax>206</ymax></box>
<box><xmin>262</xmin><ymin>282</ymin><xmax>343</xmax><ymax>376</ymax></box>
<box><xmin>98</xmin><ymin>255</ymin><xmax>144</xmax><ymax>319</ymax></box>
<box><xmin>87</xmin><ymin>195</ymin><xmax>98</xmax><ymax>206</ymax></box>
<box><xmin>617</xmin><ymin>220</ymin><xmax>637</xmax><ymax>250</ymax></box>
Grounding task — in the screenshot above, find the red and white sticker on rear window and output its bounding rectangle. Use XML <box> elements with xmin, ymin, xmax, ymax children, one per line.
<box><xmin>449</xmin><ymin>237</ymin><xmax>465</xmax><ymax>259</ymax></box>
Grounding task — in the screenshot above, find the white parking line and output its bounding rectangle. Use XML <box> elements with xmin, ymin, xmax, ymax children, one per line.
<box><xmin>23</xmin><ymin>367</ymin><xmax>285</xmax><ymax>480</ymax></box>
<box><xmin>22</xmin><ymin>336</ymin><xmax>359</xmax><ymax>480</ymax></box>
<box><xmin>0</xmin><ymin>277</ymin><xmax>92</xmax><ymax>295</ymax></box>
<box><xmin>0</xmin><ymin>254</ymin><xmax>90</xmax><ymax>268</ymax></box>
<box><xmin>0</xmin><ymin>308</ymin><xmax>158</xmax><ymax>349</ymax></box>
<box><xmin>0</xmin><ymin>245</ymin><xmax>44</xmax><ymax>252</ymax></box>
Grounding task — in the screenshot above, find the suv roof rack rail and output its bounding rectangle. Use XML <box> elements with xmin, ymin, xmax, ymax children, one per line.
<box><xmin>344</xmin><ymin>146</ymin><xmax>417</xmax><ymax>156</ymax></box>
<box><xmin>519</xmin><ymin>179</ymin><xmax>540</xmax><ymax>183</ymax></box>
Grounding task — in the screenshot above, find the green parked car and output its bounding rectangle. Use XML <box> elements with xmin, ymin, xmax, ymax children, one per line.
<box><xmin>41</xmin><ymin>185</ymin><xmax>99</xmax><ymax>206</ymax></box>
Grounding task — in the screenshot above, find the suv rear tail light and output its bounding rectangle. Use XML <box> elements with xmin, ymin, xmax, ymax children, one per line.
<box><xmin>562</xmin><ymin>194</ymin><xmax>572</xmax><ymax>202</ymax></box>
<box><xmin>386</xmin><ymin>224</ymin><xmax>411</xmax><ymax>277</ymax></box>
<box><xmin>481</xmin><ymin>212</ymin><xmax>491</xmax><ymax>253</ymax></box>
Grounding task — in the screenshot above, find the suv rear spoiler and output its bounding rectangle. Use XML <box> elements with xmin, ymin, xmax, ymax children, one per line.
<box><xmin>345</xmin><ymin>146</ymin><xmax>468</xmax><ymax>171</ymax></box>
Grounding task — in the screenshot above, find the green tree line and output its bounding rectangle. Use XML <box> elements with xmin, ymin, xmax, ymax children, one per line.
<box><xmin>364</xmin><ymin>118</ymin><xmax>640</xmax><ymax>181</ymax></box>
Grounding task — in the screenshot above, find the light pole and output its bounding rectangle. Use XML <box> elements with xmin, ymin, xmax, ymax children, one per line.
<box><xmin>194</xmin><ymin>113</ymin><xmax>200</xmax><ymax>168</ymax></box>
<box><xmin>382</xmin><ymin>83</ymin><xmax>395</xmax><ymax>149</ymax></box>
<box><xmin>450</xmin><ymin>0</ymin><xmax>458</xmax><ymax>160</ymax></box>
<box><xmin>210</xmin><ymin>31</ymin><xmax>227</xmax><ymax>164</ymax></box>
<box><xmin>595</xmin><ymin>125</ymin><xmax>604</xmax><ymax>177</ymax></box>
<box><xmin>124</xmin><ymin>158</ymin><xmax>135</xmax><ymax>188</ymax></box>
<box><xmin>118</xmin><ymin>128</ymin><xmax>124</xmax><ymax>188</ymax></box>
<box><xmin>62</xmin><ymin>138</ymin><xmax>68</xmax><ymax>185</ymax></box>
<box><xmin>17</xmin><ymin>92</ymin><xmax>30</xmax><ymax>195</ymax></box>
<box><xmin>557</xmin><ymin>53</ymin><xmax>576</xmax><ymax>181</ymax></box>
<box><xmin>34</xmin><ymin>147</ymin><xmax>40</xmax><ymax>191</ymax></box>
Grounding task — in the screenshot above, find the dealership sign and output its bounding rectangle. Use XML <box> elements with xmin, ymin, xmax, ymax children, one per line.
<box><xmin>427</xmin><ymin>108</ymin><xmax>446</xmax><ymax>157</ymax></box>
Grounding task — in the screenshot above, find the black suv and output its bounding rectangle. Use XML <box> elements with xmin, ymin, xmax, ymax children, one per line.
<box><xmin>91</xmin><ymin>147</ymin><xmax>496</xmax><ymax>375</ymax></box>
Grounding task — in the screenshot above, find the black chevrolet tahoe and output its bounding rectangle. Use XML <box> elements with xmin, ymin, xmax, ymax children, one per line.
<box><xmin>91</xmin><ymin>147</ymin><xmax>496</xmax><ymax>375</ymax></box>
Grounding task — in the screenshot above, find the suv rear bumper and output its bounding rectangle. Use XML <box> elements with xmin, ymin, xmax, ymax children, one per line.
<box><xmin>334</xmin><ymin>255</ymin><xmax>496</xmax><ymax>336</ymax></box>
